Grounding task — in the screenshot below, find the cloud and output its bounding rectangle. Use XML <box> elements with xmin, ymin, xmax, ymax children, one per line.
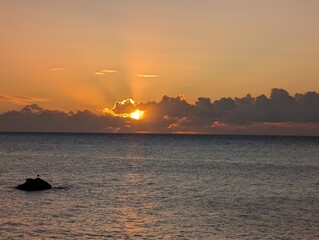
<box><xmin>101</xmin><ymin>69</ymin><xmax>117</xmax><ymax>73</ymax></box>
<box><xmin>137</xmin><ymin>74</ymin><xmax>159</xmax><ymax>78</ymax></box>
<box><xmin>0</xmin><ymin>93</ymin><xmax>48</xmax><ymax>105</ymax></box>
<box><xmin>0</xmin><ymin>89</ymin><xmax>319</xmax><ymax>135</ymax></box>
<box><xmin>50</xmin><ymin>68</ymin><xmax>64</xmax><ymax>71</ymax></box>
<box><xmin>98</xmin><ymin>99</ymin><xmax>144</xmax><ymax>119</ymax></box>
<box><xmin>94</xmin><ymin>69</ymin><xmax>117</xmax><ymax>75</ymax></box>
<box><xmin>128</xmin><ymin>89</ymin><xmax>319</xmax><ymax>135</ymax></box>
<box><xmin>0</xmin><ymin>104</ymin><xmax>125</xmax><ymax>133</ymax></box>
<box><xmin>94</xmin><ymin>72</ymin><xmax>105</xmax><ymax>75</ymax></box>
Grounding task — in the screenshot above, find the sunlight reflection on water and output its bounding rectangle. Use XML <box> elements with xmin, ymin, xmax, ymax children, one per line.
<box><xmin>0</xmin><ymin>133</ymin><xmax>318</xmax><ymax>239</ymax></box>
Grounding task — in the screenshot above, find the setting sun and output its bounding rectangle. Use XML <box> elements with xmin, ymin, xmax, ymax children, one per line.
<box><xmin>130</xmin><ymin>109</ymin><xmax>144</xmax><ymax>120</ymax></box>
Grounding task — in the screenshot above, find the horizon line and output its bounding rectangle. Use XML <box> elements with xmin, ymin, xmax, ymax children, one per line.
<box><xmin>0</xmin><ymin>131</ymin><xmax>318</xmax><ymax>138</ymax></box>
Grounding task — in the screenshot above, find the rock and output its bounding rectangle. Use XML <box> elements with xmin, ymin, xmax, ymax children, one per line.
<box><xmin>16</xmin><ymin>177</ymin><xmax>52</xmax><ymax>191</ymax></box>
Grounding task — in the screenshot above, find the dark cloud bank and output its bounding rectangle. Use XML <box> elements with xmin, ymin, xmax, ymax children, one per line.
<box><xmin>1</xmin><ymin>89</ymin><xmax>319</xmax><ymax>136</ymax></box>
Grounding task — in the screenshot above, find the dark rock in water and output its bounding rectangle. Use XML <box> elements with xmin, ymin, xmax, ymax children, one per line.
<box><xmin>16</xmin><ymin>178</ymin><xmax>52</xmax><ymax>191</ymax></box>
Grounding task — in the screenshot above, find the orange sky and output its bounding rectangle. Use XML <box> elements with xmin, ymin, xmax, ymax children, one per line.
<box><xmin>1</xmin><ymin>0</ymin><xmax>319</xmax><ymax>114</ymax></box>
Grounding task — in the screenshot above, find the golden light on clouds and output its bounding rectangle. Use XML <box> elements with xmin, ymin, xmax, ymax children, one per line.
<box><xmin>94</xmin><ymin>69</ymin><xmax>118</xmax><ymax>75</ymax></box>
<box><xmin>137</xmin><ymin>74</ymin><xmax>159</xmax><ymax>78</ymax></box>
<box><xmin>98</xmin><ymin>99</ymin><xmax>145</xmax><ymax>120</ymax></box>
<box><xmin>101</xmin><ymin>69</ymin><xmax>117</xmax><ymax>73</ymax></box>
<box><xmin>130</xmin><ymin>109</ymin><xmax>144</xmax><ymax>120</ymax></box>
<box><xmin>94</xmin><ymin>72</ymin><xmax>105</xmax><ymax>75</ymax></box>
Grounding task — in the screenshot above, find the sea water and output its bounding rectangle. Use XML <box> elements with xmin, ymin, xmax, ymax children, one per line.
<box><xmin>0</xmin><ymin>133</ymin><xmax>318</xmax><ymax>239</ymax></box>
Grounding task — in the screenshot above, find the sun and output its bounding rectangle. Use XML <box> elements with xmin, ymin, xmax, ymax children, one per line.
<box><xmin>130</xmin><ymin>109</ymin><xmax>144</xmax><ymax>120</ymax></box>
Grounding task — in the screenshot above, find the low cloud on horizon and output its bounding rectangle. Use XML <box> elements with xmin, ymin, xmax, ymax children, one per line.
<box><xmin>1</xmin><ymin>89</ymin><xmax>319</xmax><ymax>136</ymax></box>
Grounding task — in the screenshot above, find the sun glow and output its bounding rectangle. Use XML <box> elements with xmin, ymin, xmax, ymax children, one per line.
<box><xmin>98</xmin><ymin>99</ymin><xmax>145</xmax><ymax>120</ymax></box>
<box><xmin>130</xmin><ymin>109</ymin><xmax>144</xmax><ymax>120</ymax></box>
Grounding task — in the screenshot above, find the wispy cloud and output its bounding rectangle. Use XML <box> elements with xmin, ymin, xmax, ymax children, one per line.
<box><xmin>94</xmin><ymin>69</ymin><xmax>118</xmax><ymax>75</ymax></box>
<box><xmin>101</xmin><ymin>69</ymin><xmax>117</xmax><ymax>73</ymax></box>
<box><xmin>0</xmin><ymin>93</ymin><xmax>48</xmax><ymax>105</ymax></box>
<box><xmin>137</xmin><ymin>74</ymin><xmax>159</xmax><ymax>78</ymax></box>
<box><xmin>94</xmin><ymin>72</ymin><xmax>105</xmax><ymax>75</ymax></box>
<box><xmin>50</xmin><ymin>68</ymin><xmax>64</xmax><ymax>72</ymax></box>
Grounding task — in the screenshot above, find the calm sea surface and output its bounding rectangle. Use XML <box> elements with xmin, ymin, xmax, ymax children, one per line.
<box><xmin>0</xmin><ymin>133</ymin><xmax>318</xmax><ymax>239</ymax></box>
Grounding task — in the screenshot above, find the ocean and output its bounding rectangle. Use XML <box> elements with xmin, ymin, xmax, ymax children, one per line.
<box><xmin>0</xmin><ymin>133</ymin><xmax>318</xmax><ymax>239</ymax></box>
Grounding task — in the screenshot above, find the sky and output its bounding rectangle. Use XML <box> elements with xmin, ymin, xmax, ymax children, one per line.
<box><xmin>0</xmin><ymin>1</ymin><xmax>319</xmax><ymax>135</ymax></box>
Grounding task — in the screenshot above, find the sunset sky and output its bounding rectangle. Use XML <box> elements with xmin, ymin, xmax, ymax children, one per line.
<box><xmin>1</xmin><ymin>1</ymin><xmax>319</xmax><ymax>134</ymax></box>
